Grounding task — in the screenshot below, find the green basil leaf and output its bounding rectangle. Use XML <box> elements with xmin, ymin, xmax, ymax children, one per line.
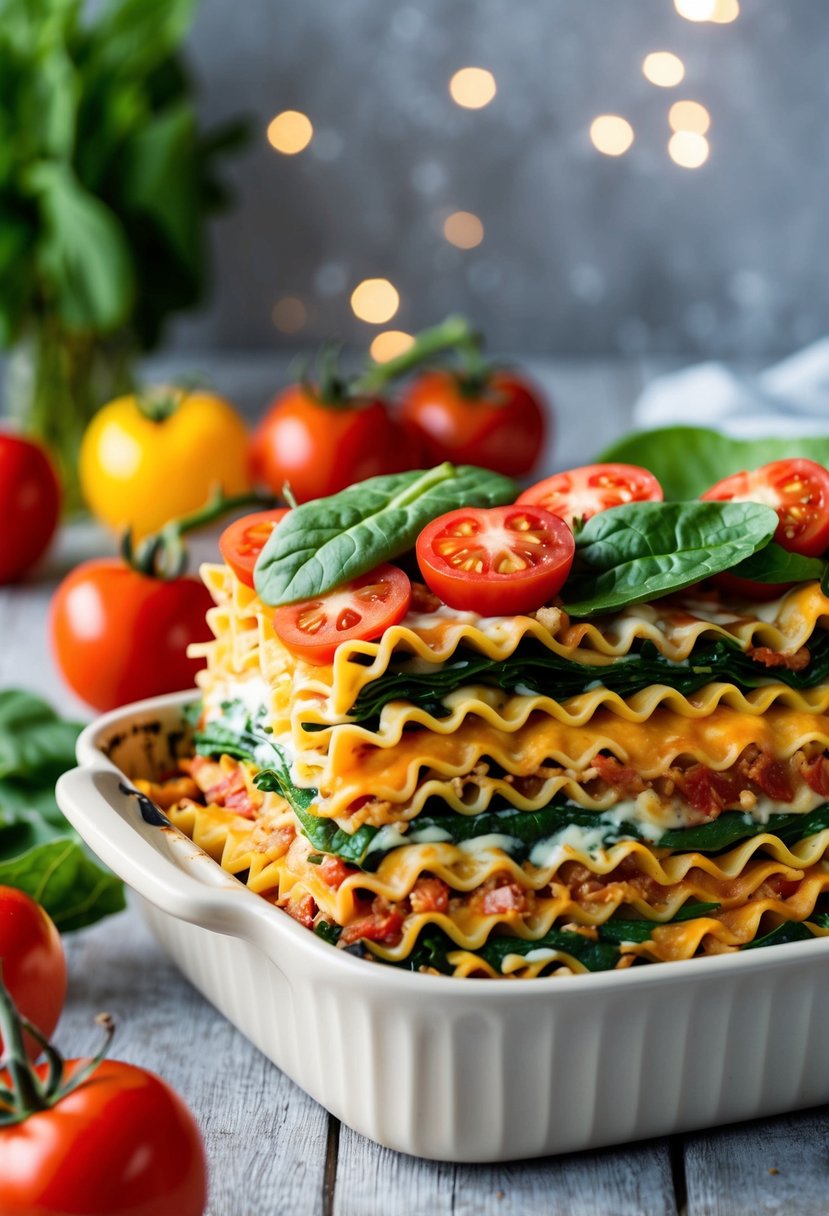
<box><xmin>727</xmin><ymin>542</ymin><xmax>827</xmax><ymax>584</ymax></box>
<box><xmin>597</xmin><ymin>426</ymin><xmax>829</xmax><ymax>501</ymax></box>
<box><xmin>0</xmin><ymin>837</ymin><xmax>125</xmax><ymax>932</ymax></box>
<box><xmin>563</xmin><ymin>501</ymin><xmax>778</xmax><ymax>618</ymax></box>
<box><xmin>254</xmin><ymin>463</ymin><xmax>517</xmax><ymax>606</ymax></box>
<box><xmin>27</xmin><ymin>162</ymin><xmax>134</xmax><ymax>333</ymax></box>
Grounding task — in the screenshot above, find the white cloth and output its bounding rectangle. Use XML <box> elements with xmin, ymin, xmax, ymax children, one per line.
<box><xmin>633</xmin><ymin>340</ymin><xmax>829</xmax><ymax>438</ymax></box>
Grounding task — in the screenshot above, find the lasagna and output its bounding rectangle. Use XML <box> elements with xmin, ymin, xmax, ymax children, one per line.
<box><xmin>137</xmin><ymin>562</ymin><xmax>829</xmax><ymax>978</ymax></box>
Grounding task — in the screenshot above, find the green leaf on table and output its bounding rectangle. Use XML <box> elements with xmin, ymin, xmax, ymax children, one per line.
<box><xmin>597</xmin><ymin>426</ymin><xmax>829</xmax><ymax>501</ymax></box>
<box><xmin>0</xmin><ymin>689</ymin><xmax>82</xmax><ymax>780</ymax></box>
<box><xmin>0</xmin><ymin>837</ymin><xmax>125</xmax><ymax>932</ymax></box>
<box><xmin>254</xmin><ymin>463</ymin><xmax>518</xmax><ymax>606</ymax></box>
<box><xmin>562</xmin><ymin>501</ymin><xmax>778</xmax><ymax>618</ymax></box>
<box><xmin>0</xmin><ymin>690</ymin><xmax>123</xmax><ymax>930</ymax></box>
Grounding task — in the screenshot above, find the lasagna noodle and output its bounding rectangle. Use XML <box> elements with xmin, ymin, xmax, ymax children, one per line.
<box><xmin>301</xmin><ymin>703</ymin><xmax>829</xmax><ymax>817</ymax></box>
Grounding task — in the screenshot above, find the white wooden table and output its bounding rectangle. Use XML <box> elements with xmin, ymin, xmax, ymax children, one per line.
<box><xmin>4</xmin><ymin>356</ymin><xmax>828</xmax><ymax>1215</ymax></box>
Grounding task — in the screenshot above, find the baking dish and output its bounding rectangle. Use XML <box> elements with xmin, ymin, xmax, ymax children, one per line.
<box><xmin>57</xmin><ymin>690</ymin><xmax>829</xmax><ymax>1162</ymax></box>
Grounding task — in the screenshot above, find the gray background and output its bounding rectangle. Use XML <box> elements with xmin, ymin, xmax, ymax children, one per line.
<box><xmin>170</xmin><ymin>0</ymin><xmax>829</xmax><ymax>360</ymax></box>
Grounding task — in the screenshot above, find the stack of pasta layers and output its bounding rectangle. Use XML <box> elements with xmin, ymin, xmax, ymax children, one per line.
<box><xmin>146</xmin><ymin>558</ymin><xmax>829</xmax><ymax>979</ymax></box>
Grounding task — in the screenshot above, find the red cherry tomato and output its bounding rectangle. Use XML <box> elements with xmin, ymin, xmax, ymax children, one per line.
<box><xmin>0</xmin><ymin>1059</ymin><xmax>207</xmax><ymax>1216</ymax></box>
<box><xmin>701</xmin><ymin>459</ymin><xmax>829</xmax><ymax>557</ymax></box>
<box><xmin>251</xmin><ymin>387</ymin><xmax>408</xmax><ymax>503</ymax></box>
<box><xmin>517</xmin><ymin>463</ymin><xmax>663</xmax><ymax>526</ymax></box>
<box><xmin>0</xmin><ymin>433</ymin><xmax>60</xmax><ymax>583</ymax></box>
<box><xmin>0</xmin><ymin>886</ymin><xmax>66</xmax><ymax>1060</ymax></box>
<box><xmin>50</xmin><ymin>560</ymin><xmax>214</xmax><ymax>711</ymax></box>
<box><xmin>399</xmin><ymin>369</ymin><xmax>548</xmax><ymax>478</ymax></box>
<box><xmin>272</xmin><ymin>563</ymin><xmax>412</xmax><ymax>664</ymax></box>
<box><xmin>416</xmin><ymin>505</ymin><xmax>575</xmax><ymax>615</ymax></box>
<box><xmin>219</xmin><ymin>508</ymin><xmax>290</xmax><ymax>588</ymax></box>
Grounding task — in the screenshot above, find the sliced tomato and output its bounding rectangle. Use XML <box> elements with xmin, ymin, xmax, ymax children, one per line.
<box><xmin>416</xmin><ymin>505</ymin><xmax>575</xmax><ymax>616</ymax></box>
<box><xmin>701</xmin><ymin>459</ymin><xmax>829</xmax><ymax>557</ymax></box>
<box><xmin>517</xmin><ymin>463</ymin><xmax>663</xmax><ymax>526</ymax></box>
<box><xmin>219</xmin><ymin>508</ymin><xmax>290</xmax><ymax>588</ymax></box>
<box><xmin>272</xmin><ymin>563</ymin><xmax>411</xmax><ymax>664</ymax></box>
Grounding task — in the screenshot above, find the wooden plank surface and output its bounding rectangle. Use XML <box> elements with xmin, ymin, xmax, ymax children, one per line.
<box><xmin>8</xmin><ymin>356</ymin><xmax>829</xmax><ymax>1214</ymax></box>
<box><xmin>62</xmin><ymin>901</ymin><xmax>332</xmax><ymax>1216</ymax></box>
<box><xmin>333</xmin><ymin>1126</ymin><xmax>678</xmax><ymax>1216</ymax></box>
<box><xmin>682</xmin><ymin>1110</ymin><xmax>829</xmax><ymax>1216</ymax></box>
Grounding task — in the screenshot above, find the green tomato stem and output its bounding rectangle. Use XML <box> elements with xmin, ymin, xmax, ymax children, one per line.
<box><xmin>0</xmin><ymin>963</ymin><xmax>49</xmax><ymax>1120</ymax></box>
<box><xmin>0</xmin><ymin>962</ymin><xmax>118</xmax><ymax>1126</ymax></box>
<box><xmin>354</xmin><ymin>314</ymin><xmax>480</xmax><ymax>394</ymax></box>
<box><xmin>122</xmin><ymin>486</ymin><xmax>276</xmax><ymax>580</ymax></box>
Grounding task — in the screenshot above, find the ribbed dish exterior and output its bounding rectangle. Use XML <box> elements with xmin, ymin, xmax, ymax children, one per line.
<box><xmin>139</xmin><ymin>895</ymin><xmax>829</xmax><ymax>1161</ymax></box>
<box><xmin>58</xmin><ymin>693</ymin><xmax>829</xmax><ymax>1163</ymax></box>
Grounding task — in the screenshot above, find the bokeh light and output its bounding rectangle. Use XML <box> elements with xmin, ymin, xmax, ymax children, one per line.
<box><xmin>590</xmin><ymin>115</ymin><xmax>635</xmax><ymax>157</ymax></box>
<box><xmin>370</xmin><ymin>331</ymin><xmax>415</xmax><ymax>363</ymax></box>
<box><xmin>710</xmin><ymin>0</ymin><xmax>739</xmax><ymax>20</ymax></box>
<box><xmin>642</xmin><ymin>52</ymin><xmax>685</xmax><ymax>87</ymax></box>
<box><xmin>674</xmin><ymin>0</ymin><xmax>717</xmax><ymax>19</ymax></box>
<box><xmin>449</xmin><ymin>67</ymin><xmax>497</xmax><ymax>109</ymax></box>
<box><xmin>669</xmin><ymin>100</ymin><xmax>711</xmax><ymax>135</ymax></box>
<box><xmin>271</xmin><ymin>297</ymin><xmax>308</xmax><ymax>333</ymax></box>
<box><xmin>443</xmin><ymin>211</ymin><xmax>485</xmax><ymax>249</ymax></box>
<box><xmin>668</xmin><ymin>131</ymin><xmax>710</xmax><ymax>168</ymax></box>
<box><xmin>350</xmin><ymin>278</ymin><xmax>400</xmax><ymax>324</ymax></box>
<box><xmin>267</xmin><ymin>110</ymin><xmax>314</xmax><ymax>154</ymax></box>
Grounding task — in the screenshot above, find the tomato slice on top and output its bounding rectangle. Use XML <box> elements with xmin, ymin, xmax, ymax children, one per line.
<box><xmin>272</xmin><ymin>563</ymin><xmax>412</xmax><ymax>664</ymax></box>
<box><xmin>416</xmin><ymin>505</ymin><xmax>575</xmax><ymax>616</ymax></box>
<box><xmin>219</xmin><ymin>508</ymin><xmax>290</xmax><ymax>588</ymax></box>
<box><xmin>517</xmin><ymin>463</ymin><xmax>663</xmax><ymax>525</ymax></box>
<box><xmin>700</xmin><ymin>458</ymin><xmax>829</xmax><ymax>558</ymax></box>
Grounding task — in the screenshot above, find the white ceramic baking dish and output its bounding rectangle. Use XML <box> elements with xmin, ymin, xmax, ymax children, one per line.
<box><xmin>56</xmin><ymin>691</ymin><xmax>829</xmax><ymax>1162</ymax></box>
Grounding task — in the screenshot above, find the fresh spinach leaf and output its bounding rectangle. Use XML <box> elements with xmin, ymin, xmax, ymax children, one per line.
<box><xmin>563</xmin><ymin>501</ymin><xmax>778</xmax><ymax>618</ymax></box>
<box><xmin>726</xmin><ymin>543</ymin><xmax>827</xmax><ymax>585</ymax></box>
<box><xmin>0</xmin><ymin>689</ymin><xmax>124</xmax><ymax>930</ymax></box>
<box><xmin>0</xmin><ymin>838</ymin><xmax>125</xmax><ymax>932</ymax></box>
<box><xmin>597</xmin><ymin>426</ymin><xmax>829</xmax><ymax>502</ymax></box>
<box><xmin>254</xmin><ymin>463</ymin><xmax>517</xmax><ymax>606</ymax></box>
<box><xmin>0</xmin><ymin>689</ymin><xmax>82</xmax><ymax>780</ymax></box>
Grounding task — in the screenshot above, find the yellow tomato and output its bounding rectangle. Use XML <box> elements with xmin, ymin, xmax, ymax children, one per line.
<box><xmin>80</xmin><ymin>388</ymin><xmax>250</xmax><ymax>538</ymax></box>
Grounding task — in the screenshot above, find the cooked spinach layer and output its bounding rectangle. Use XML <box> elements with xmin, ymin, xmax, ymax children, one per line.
<box><xmin>193</xmin><ymin>700</ymin><xmax>829</xmax><ymax>972</ymax></box>
<box><xmin>344</xmin><ymin>634</ymin><xmax>829</xmax><ymax>729</ymax></box>
<box><xmin>194</xmin><ymin>700</ymin><xmax>829</xmax><ymax>872</ymax></box>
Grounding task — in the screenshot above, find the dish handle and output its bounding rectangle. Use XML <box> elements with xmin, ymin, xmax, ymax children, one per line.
<box><xmin>56</xmin><ymin>763</ymin><xmax>276</xmax><ymax>945</ymax></box>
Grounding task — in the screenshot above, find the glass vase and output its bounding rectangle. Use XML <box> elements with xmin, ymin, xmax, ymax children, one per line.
<box><xmin>4</xmin><ymin>318</ymin><xmax>135</xmax><ymax>511</ymax></box>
